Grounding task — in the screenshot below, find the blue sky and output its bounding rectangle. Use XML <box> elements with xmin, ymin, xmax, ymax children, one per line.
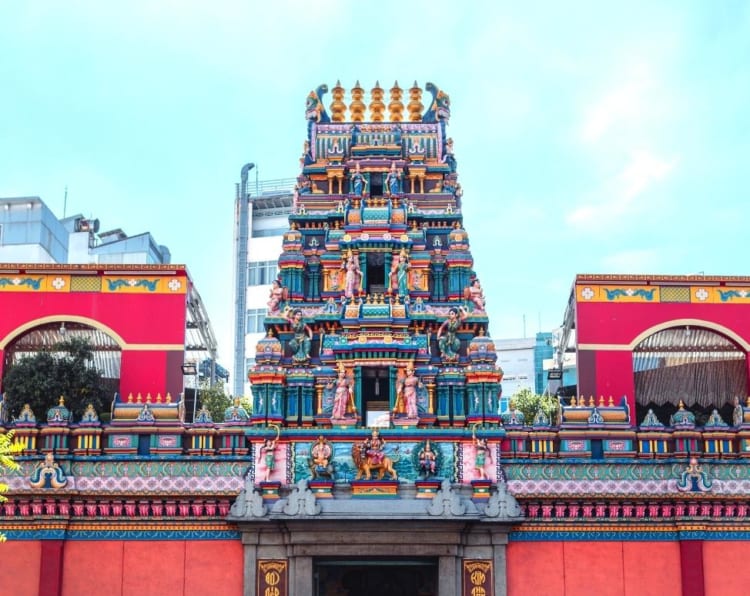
<box><xmin>2</xmin><ymin>1</ymin><xmax>749</xmax><ymax>381</ymax></box>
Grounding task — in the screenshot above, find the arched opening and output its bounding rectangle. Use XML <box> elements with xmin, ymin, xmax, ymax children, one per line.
<box><xmin>4</xmin><ymin>321</ymin><xmax>122</xmax><ymax>398</ymax></box>
<box><xmin>633</xmin><ymin>325</ymin><xmax>747</xmax><ymax>425</ymax></box>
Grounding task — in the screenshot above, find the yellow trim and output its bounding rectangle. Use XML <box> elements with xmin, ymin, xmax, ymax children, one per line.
<box><xmin>0</xmin><ymin>315</ymin><xmax>185</xmax><ymax>352</ymax></box>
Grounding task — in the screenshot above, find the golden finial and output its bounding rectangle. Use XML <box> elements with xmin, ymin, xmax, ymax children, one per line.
<box><xmin>136</xmin><ymin>392</ymin><xmax>143</xmax><ymax>403</ymax></box>
<box><xmin>588</xmin><ymin>396</ymin><xmax>595</xmax><ymax>407</ymax></box>
<box><xmin>407</xmin><ymin>81</ymin><xmax>423</xmax><ymax>122</ymax></box>
<box><xmin>330</xmin><ymin>80</ymin><xmax>346</xmax><ymax>122</ymax></box>
<box><xmin>388</xmin><ymin>81</ymin><xmax>404</xmax><ymax>121</ymax></box>
<box><xmin>678</xmin><ymin>400</ymin><xmax>685</xmax><ymax>410</ymax></box>
<box><xmin>127</xmin><ymin>393</ymin><xmax>134</xmax><ymax>403</ymax></box>
<box><xmin>598</xmin><ymin>395</ymin><xmax>605</xmax><ymax>407</ymax></box>
<box><xmin>58</xmin><ymin>396</ymin><xmax>65</xmax><ymax>406</ymax></box>
<box><xmin>156</xmin><ymin>393</ymin><xmax>163</xmax><ymax>403</ymax></box>
<box><xmin>146</xmin><ymin>392</ymin><xmax>152</xmax><ymax>403</ymax></box>
<box><xmin>166</xmin><ymin>392</ymin><xmax>172</xmax><ymax>403</ymax></box>
<box><xmin>570</xmin><ymin>396</ymin><xmax>577</xmax><ymax>407</ymax></box>
<box><xmin>369</xmin><ymin>81</ymin><xmax>385</xmax><ymax>122</ymax></box>
<box><xmin>608</xmin><ymin>396</ymin><xmax>614</xmax><ymax>407</ymax></box>
<box><xmin>349</xmin><ymin>81</ymin><xmax>366</xmax><ymax>122</ymax></box>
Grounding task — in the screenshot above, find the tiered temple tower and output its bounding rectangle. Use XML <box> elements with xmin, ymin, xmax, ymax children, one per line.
<box><xmin>249</xmin><ymin>81</ymin><xmax>502</xmax><ymax>432</ymax></box>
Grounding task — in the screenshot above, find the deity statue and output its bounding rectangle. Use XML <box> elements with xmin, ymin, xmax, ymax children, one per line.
<box><xmin>473</xmin><ymin>427</ymin><xmax>492</xmax><ymax>481</ymax></box>
<box><xmin>384</xmin><ymin>162</ymin><xmax>402</xmax><ymax>195</ymax></box>
<box><xmin>352</xmin><ymin>429</ymin><xmax>398</xmax><ymax>481</ymax></box>
<box><xmin>395</xmin><ymin>363</ymin><xmax>422</xmax><ymax>420</ymax></box>
<box><xmin>309</xmin><ymin>436</ymin><xmax>335</xmax><ymax>480</ymax></box>
<box><xmin>329</xmin><ymin>364</ymin><xmax>356</xmax><ymax>420</ymax></box>
<box><xmin>442</xmin><ymin>137</ymin><xmax>457</xmax><ymax>172</ymax></box>
<box><xmin>418</xmin><ymin>440</ymin><xmax>438</xmax><ymax>479</ymax></box>
<box><xmin>285</xmin><ymin>308</ymin><xmax>313</xmax><ymax>364</ymax></box>
<box><xmin>350</xmin><ymin>162</ymin><xmax>367</xmax><ymax>197</ymax></box>
<box><xmin>389</xmin><ymin>248</ymin><xmax>409</xmax><ymax>298</ymax></box>
<box><xmin>437</xmin><ymin>306</ymin><xmax>468</xmax><ymax>362</ymax></box>
<box><xmin>342</xmin><ymin>251</ymin><xmax>362</xmax><ymax>299</ymax></box>
<box><xmin>267</xmin><ymin>279</ymin><xmax>287</xmax><ymax>315</ymax></box>
<box><xmin>463</xmin><ymin>278</ymin><xmax>486</xmax><ymax>312</ymax></box>
<box><xmin>260</xmin><ymin>433</ymin><xmax>278</xmax><ymax>483</ymax></box>
<box><xmin>364</xmin><ymin>428</ymin><xmax>386</xmax><ymax>466</ymax></box>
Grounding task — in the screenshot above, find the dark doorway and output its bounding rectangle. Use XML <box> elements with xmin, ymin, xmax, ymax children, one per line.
<box><xmin>370</xmin><ymin>172</ymin><xmax>384</xmax><ymax>197</ymax></box>
<box><xmin>314</xmin><ymin>558</ymin><xmax>437</xmax><ymax>596</ymax></box>
<box><xmin>361</xmin><ymin>367</ymin><xmax>391</xmax><ymax>427</ymax></box>
<box><xmin>366</xmin><ymin>252</ymin><xmax>386</xmax><ymax>294</ymax></box>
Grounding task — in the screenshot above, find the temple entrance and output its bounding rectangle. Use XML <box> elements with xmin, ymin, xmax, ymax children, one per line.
<box><xmin>366</xmin><ymin>252</ymin><xmax>387</xmax><ymax>294</ymax></box>
<box><xmin>314</xmin><ymin>558</ymin><xmax>437</xmax><ymax>596</ymax></box>
<box><xmin>361</xmin><ymin>366</ymin><xmax>391</xmax><ymax>427</ymax></box>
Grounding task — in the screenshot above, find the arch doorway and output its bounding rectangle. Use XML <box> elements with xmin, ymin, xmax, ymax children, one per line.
<box><xmin>3</xmin><ymin>321</ymin><xmax>122</xmax><ymax>412</ymax></box>
<box><xmin>633</xmin><ymin>325</ymin><xmax>747</xmax><ymax>425</ymax></box>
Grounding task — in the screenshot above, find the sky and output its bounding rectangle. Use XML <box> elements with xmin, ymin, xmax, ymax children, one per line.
<box><xmin>1</xmin><ymin>1</ymin><xmax>749</xmax><ymax>383</ymax></box>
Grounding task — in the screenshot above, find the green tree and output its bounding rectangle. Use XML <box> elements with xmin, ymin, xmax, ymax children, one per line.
<box><xmin>2</xmin><ymin>337</ymin><xmax>107</xmax><ymax>421</ymax></box>
<box><xmin>512</xmin><ymin>388</ymin><xmax>560</xmax><ymax>426</ymax></box>
<box><xmin>0</xmin><ymin>430</ymin><xmax>22</xmax><ymax>542</ymax></box>
<box><xmin>197</xmin><ymin>381</ymin><xmax>233</xmax><ymax>421</ymax></box>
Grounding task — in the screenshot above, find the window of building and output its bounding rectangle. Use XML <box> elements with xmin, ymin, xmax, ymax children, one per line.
<box><xmin>248</xmin><ymin>261</ymin><xmax>278</xmax><ymax>286</ymax></box>
<box><xmin>246</xmin><ymin>308</ymin><xmax>266</xmax><ymax>333</ymax></box>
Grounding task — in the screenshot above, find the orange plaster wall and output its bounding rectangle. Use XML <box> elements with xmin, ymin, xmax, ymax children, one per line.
<box><xmin>703</xmin><ymin>541</ymin><xmax>750</xmax><ymax>596</ymax></box>
<box><xmin>0</xmin><ymin>540</ymin><xmax>41</xmax><ymax>596</ymax></box>
<box><xmin>60</xmin><ymin>540</ymin><xmax>243</xmax><ymax>596</ymax></box>
<box><xmin>508</xmin><ymin>541</ymin><xmax>682</xmax><ymax>596</ymax></box>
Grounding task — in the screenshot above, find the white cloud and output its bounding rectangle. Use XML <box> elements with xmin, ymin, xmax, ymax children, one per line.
<box><xmin>600</xmin><ymin>249</ymin><xmax>661</xmax><ymax>272</ymax></box>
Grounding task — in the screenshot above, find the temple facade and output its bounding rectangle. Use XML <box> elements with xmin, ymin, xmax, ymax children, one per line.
<box><xmin>1</xmin><ymin>83</ymin><xmax>750</xmax><ymax>596</ymax></box>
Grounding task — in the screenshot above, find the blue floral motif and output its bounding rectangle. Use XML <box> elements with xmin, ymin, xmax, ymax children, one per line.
<box><xmin>0</xmin><ymin>277</ymin><xmax>42</xmax><ymax>290</ymax></box>
<box><xmin>604</xmin><ymin>288</ymin><xmax>655</xmax><ymax>301</ymax></box>
<box><xmin>718</xmin><ymin>290</ymin><xmax>748</xmax><ymax>302</ymax></box>
<box><xmin>106</xmin><ymin>279</ymin><xmax>159</xmax><ymax>292</ymax></box>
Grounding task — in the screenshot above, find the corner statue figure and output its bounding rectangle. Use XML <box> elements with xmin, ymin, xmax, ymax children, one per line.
<box><xmin>329</xmin><ymin>364</ymin><xmax>356</xmax><ymax>421</ymax></box>
<box><xmin>437</xmin><ymin>306</ymin><xmax>468</xmax><ymax>363</ymax></box>
<box><xmin>384</xmin><ymin>162</ymin><xmax>402</xmax><ymax>195</ymax></box>
<box><xmin>395</xmin><ymin>363</ymin><xmax>422</xmax><ymax>420</ymax></box>
<box><xmin>352</xmin><ymin>429</ymin><xmax>398</xmax><ymax>481</ymax></box>
<box><xmin>285</xmin><ymin>308</ymin><xmax>313</xmax><ymax>364</ymax></box>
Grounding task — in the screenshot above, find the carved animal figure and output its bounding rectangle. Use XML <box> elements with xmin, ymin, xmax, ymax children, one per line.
<box><xmin>351</xmin><ymin>442</ymin><xmax>398</xmax><ymax>481</ymax></box>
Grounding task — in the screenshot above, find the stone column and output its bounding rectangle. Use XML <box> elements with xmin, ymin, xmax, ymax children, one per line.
<box><xmin>438</xmin><ymin>555</ymin><xmax>458</xmax><ymax>596</ymax></box>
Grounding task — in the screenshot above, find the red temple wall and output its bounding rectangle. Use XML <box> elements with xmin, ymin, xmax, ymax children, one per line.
<box><xmin>507</xmin><ymin>541</ymin><xmax>683</xmax><ymax>596</ymax></box>
<box><xmin>0</xmin><ymin>540</ymin><xmax>42</xmax><ymax>596</ymax></box>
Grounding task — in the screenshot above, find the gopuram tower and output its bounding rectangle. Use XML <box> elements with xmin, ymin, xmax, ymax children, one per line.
<box><xmin>235</xmin><ymin>82</ymin><xmax>520</xmax><ymax>595</ymax></box>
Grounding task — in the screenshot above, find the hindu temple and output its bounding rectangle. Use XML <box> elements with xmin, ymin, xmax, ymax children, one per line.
<box><xmin>1</xmin><ymin>82</ymin><xmax>750</xmax><ymax>596</ymax></box>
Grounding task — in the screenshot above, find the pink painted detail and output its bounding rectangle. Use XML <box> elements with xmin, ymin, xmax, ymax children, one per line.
<box><xmin>85</xmin><ymin>503</ymin><xmax>97</xmax><ymax>517</ymax></box>
<box><xmin>554</xmin><ymin>504</ymin><xmax>566</xmax><ymax>518</ymax></box>
<box><xmin>675</xmin><ymin>503</ymin><xmax>686</xmax><ymax>517</ymax></box>
<box><xmin>688</xmin><ymin>503</ymin><xmax>699</xmax><ymax>516</ymax></box>
<box><xmin>205</xmin><ymin>501</ymin><xmax>217</xmax><ymax>516</ymax></box>
<box><xmin>191</xmin><ymin>502</ymin><xmax>204</xmax><ymax>517</ymax></box>
<box><xmin>32</xmin><ymin>501</ymin><xmax>43</xmax><ymax>516</ymax></box>
<box><xmin>712</xmin><ymin>503</ymin><xmax>723</xmax><ymax>517</ymax></box>
<box><xmin>661</xmin><ymin>503</ymin><xmax>673</xmax><ymax>517</ymax></box>
<box><xmin>98</xmin><ymin>502</ymin><xmax>110</xmax><ymax>516</ymax></box>
<box><xmin>44</xmin><ymin>501</ymin><xmax>56</xmax><ymax>515</ymax></box>
<box><xmin>124</xmin><ymin>501</ymin><xmax>136</xmax><ymax>517</ymax></box>
<box><xmin>648</xmin><ymin>504</ymin><xmax>659</xmax><ymax>517</ymax></box>
<box><xmin>608</xmin><ymin>440</ymin><xmax>626</xmax><ymax>451</ymax></box>
<box><xmin>528</xmin><ymin>504</ymin><xmax>540</xmax><ymax>517</ymax></box>
<box><xmin>700</xmin><ymin>503</ymin><xmax>711</xmax><ymax>517</ymax></box>
<box><xmin>112</xmin><ymin>436</ymin><xmax>131</xmax><ymax>447</ymax></box>
<box><xmin>178</xmin><ymin>501</ymin><xmax>190</xmax><ymax>516</ymax></box>
<box><xmin>582</xmin><ymin>504</ymin><xmax>594</xmax><ymax>518</ymax></box>
<box><xmin>3</xmin><ymin>502</ymin><xmax>15</xmax><ymax>515</ymax></box>
<box><xmin>608</xmin><ymin>503</ymin><xmax>619</xmax><ymax>518</ymax></box>
<box><xmin>159</xmin><ymin>435</ymin><xmax>177</xmax><ymax>447</ymax></box>
<box><xmin>218</xmin><ymin>501</ymin><xmax>231</xmax><ymax>516</ymax></box>
<box><xmin>567</xmin><ymin>440</ymin><xmax>586</xmax><ymax>451</ymax></box>
<box><xmin>151</xmin><ymin>501</ymin><xmax>163</xmax><ymax>516</ymax></box>
<box><xmin>737</xmin><ymin>503</ymin><xmax>748</xmax><ymax>517</ymax></box>
<box><xmin>165</xmin><ymin>501</ymin><xmax>177</xmax><ymax>516</ymax></box>
<box><xmin>725</xmin><ymin>503</ymin><xmax>736</xmax><ymax>517</ymax></box>
<box><xmin>19</xmin><ymin>501</ymin><xmax>31</xmax><ymax>517</ymax></box>
<box><xmin>138</xmin><ymin>501</ymin><xmax>150</xmax><ymax>517</ymax></box>
<box><xmin>112</xmin><ymin>501</ymin><xmax>123</xmax><ymax>516</ymax></box>
<box><xmin>568</xmin><ymin>503</ymin><xmax>580</xmax><ymax>517</ymax></box>
<box><xmin>541</xmin><ymin>505</ymin><xmax>553</xmax><ymax>518</ymax></box>
<box><xmin>595</xmin><ymin>503</ymin><xmax>606</xmax><ymax>517</ymax></box>
<box><xmin>622</xmin><ymin>504</ymin><xmax>633</xmax><ymax>518</ymax></box>
<box><xmin>72</xmin><ymin>502</ymin><xmax>84</xmax><ymax>516</ymax></box>
<box><xmin>58</xmin><ymin>502</ymin><xmax>70</xmax><ymax>516</ymax></box>
<box><xmin>635</xmin><ymin>504</ymin><xmax>646</xmax><ymax>518</ymax></box>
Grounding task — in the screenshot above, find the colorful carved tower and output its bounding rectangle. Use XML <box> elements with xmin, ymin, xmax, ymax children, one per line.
<box><xmin>249</xmin><ymin>82</ymin><xmax>501</xmax><ymax>435</ymax></box>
